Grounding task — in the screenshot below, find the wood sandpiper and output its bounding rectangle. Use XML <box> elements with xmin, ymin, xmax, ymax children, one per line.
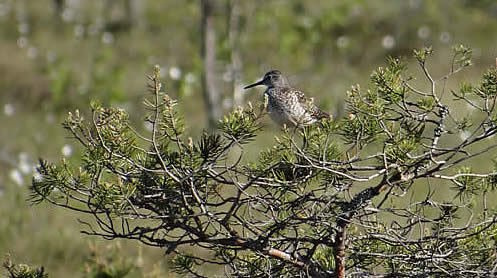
<box><xmin>244</xmin><ymin>70</ymin><xmax>329</xmax><ymax>127</ymax></box>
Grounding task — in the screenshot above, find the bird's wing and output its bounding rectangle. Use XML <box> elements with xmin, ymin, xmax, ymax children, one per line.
<box><xmin>293</xmin><ymin>88</ymin><xmax>329</xmax><ymax>120</ymax></box>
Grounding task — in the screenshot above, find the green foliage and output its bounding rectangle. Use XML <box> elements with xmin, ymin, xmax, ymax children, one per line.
<box><xmin>416</xmin><ymin>96</ymin><xmax>435</xmax><ymax>111</ymax></box>
<box><xmin>452</xmin><ymin>167</ymin><xmax>484</xmax><ymax>200</ymax></box>
<box><xmin>413</xmin><ymin>46</ymin><xmax>433</xmax><ymax>64</ymax></box>
<box><xmin>219</xmin><ymin>102</ymin><xmax>264</xmax><ymax>144</ymax></box>
<box><xmin>455</xmin><ymin>82</ymin><xmax>474</xmax><ymax>98</ymax></box>
<box><xmin>154</xmin><ymin>94</ymin><xmax>185</xmax><ymax>140</ymax></box>
<box><xmin>342</xmin><ymin>86</ymin><xmax>385</xmax><ymax>145</ymax></box>
<box><xmin>343</xmin><ymin>54</ymin><xmax>415</xmax><ymax>148</ymax></box>
<box><xmin>452</xmin><ymin>44</ymin><xmax>473</xmax><ymax>68</ymax></box>
<box><xmin>453</xmin><ymin>68</ymin><xmax>497</xmax><ymax>100</ymax></box>
<box><xmin>370</xmin><ymin>57</ymin><xmax>407</xmax><ymax>104</ymax></box>
<box><xmin>384</xmin><ymin>135</ymin><xmax>419</xmax><ymax>165</ymax></box>
<box><xmin>312</xmin><ymin>246</ymin><xmax>334</xmax><ymax>272</ymax></box>
<box><xmin>480</xmin><ymin>68</ymin><xmax>497</xmax><ymax>97</ymax></box>
<box><xmin>92</xmin><ymin>107</ymin><xmax>136</xmax><ymax>155</ymax></box>
<box><xmin>195</xmin><ymin>133</ymin><xmax>225</xmax><ymax>163</ymax></box>
<box><xmin>3</xmin><ymin>257</ymin><xmax>48</xmax><ymax>278</ymax></box>
<box><xmin>456</xmin><ymin>224</ymin><xmax>497</xmax><ymax>267</ymax></box>
<box><xmin>171</xmin><ymin>254</ymin><xmax>194</xmax><ymax>275</ymax></box>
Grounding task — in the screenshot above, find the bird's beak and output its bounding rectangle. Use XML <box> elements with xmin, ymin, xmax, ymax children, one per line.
<box><xmin>244</xmin><ymin>78</ymin><xmax>265</xmax><ymax>89</ymax></box>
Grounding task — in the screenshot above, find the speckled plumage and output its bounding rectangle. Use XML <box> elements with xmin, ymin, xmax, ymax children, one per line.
<box><xmin>244</xmin><ymin>70</ymin><xmax>329</xmax><ymax>127</ymax></box>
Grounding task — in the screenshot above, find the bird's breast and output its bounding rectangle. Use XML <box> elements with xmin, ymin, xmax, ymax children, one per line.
<box><xmin>264</xmin><ymin>89</ymin><xmax>312</xmax><ymax>127</ymax></box>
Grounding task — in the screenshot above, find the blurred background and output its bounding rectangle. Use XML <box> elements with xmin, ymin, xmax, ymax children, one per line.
<box><xmin>0</xmin><ymin>0</ymin><xmax>496</xmax><ymax>276</ymax></box>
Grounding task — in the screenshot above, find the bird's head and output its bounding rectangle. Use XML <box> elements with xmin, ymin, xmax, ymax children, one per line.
<box><xmin>244</xmin><ymin>70</ymin><xmax>288</xmax><ymax>89</ymax></box>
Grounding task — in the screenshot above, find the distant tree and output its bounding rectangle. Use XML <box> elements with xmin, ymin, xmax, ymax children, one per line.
<box><xmin>123</xmin><ymin>0</ymin><xmax>145</xmax><ymax>28</ymax></box>
<box><xmin>201</xmin><ymin>0</ymin><xmax>222</xmax><ymax>128</ymax></box>
<box><xmin>228</xmin><ymin>0</ymin><xmax>243</xmax><ymax>108</ymax></box>
<box><xmin>102</xmin><ymin>0</ymin><xmax>140</xmax><ymax>33</ymax></box>
<box><xmin>53</xmin><ymin>0</ymin><xmax>64</xmax><ymax>17</ymax></box>
<box><xmin>31</xmin><ymin>47</ymin><xmax>497</xmax><ymax>277</ymax></box>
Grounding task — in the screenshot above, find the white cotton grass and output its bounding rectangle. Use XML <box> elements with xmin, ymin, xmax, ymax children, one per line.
<box><xmin>4</xmin><ymin>103</ymin><xmax>14</xmax><ymax>116</ymax></box>
<box><xmin>61</xmin><ymin>8</ymin><xmax>74</xmax><ymax>23</ymax></box>
<box><xmin>62</xmin><ymin>144</ymin><xmax>73</xmax><ymax>157</ymax></box>
<box><xmin>9</xmin><ymin>169</ymin><xmax>23</xmax><ymax>186</ymax></box>
<box><xmin>18</xmin><ymin>22</ymin><xmax>29</xmax><ymax>34</ymax></box>
<box><xmin>169</xmin><ymin>66</ymin><xmax>182</xmax><ymax>80</ymax></box>
<box><xmin>185</xmin><ymin>72</ymin><xmax>196</xmax><ymax>84</ymax></box>
<box><xmin>382</xmin><ymin>35</ymin><xmax>395</xmax><ymax>49</ymax></box>
<box><xmin>18</xmin><ymin>152</ymin><xmax>31</xmax><ymax>174</ymax></box>
<box><xmin>336</xmin><ymin>36</ymin><xmax>350</xmax><ymax>49</ymax></box>
<box><xmin>417</xmin><ymin>25</ymin><xmax>431</xmax><ymax>40</ymax></box>
<box><xmin>8</xmin><ymin>152</ymin><xmax>37</xmax><ymax>186</ymax></box>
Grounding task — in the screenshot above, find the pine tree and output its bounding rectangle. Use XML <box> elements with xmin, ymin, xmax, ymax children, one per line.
<box><xmin>30</xmin><ymin>46</ymin><xmax>497</xmax><ymax>277</ymax></box>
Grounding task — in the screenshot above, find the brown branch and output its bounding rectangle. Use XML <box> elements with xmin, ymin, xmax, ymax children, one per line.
<box><xmin>334</xmin><ymin>225</ymin><xmax>347</xmax><ymax>278</ymax></box>
<box><xmin>223</xmin><ymin>222</ymin><xmax>306</xmax><ymax>268</ymax></box>
<box><xmin>333</xmin><ymin>180</ymin><xmax>393</xmax><ymax>277</ymax></box>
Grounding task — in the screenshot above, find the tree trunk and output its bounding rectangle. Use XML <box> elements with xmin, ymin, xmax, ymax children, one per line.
<box><xmin>333</xmin><ymin>223</ymin><xmax>347</xmax><ymax>278</ymax></box>
<box><xmin>201</xmin><ymin>0</ymin><xmax>221</xmax><ymax>128</ymax></box>
<box><xmin>53</xmin><ymin>0</ymin><xmax>64</xmax><ymax>16</ymax></box>
<box><xmin>124</xmin><ymin>0</ymin><xmax>145</xmax><ymax>28</ymax></box>
<box><xmin>229</xmin><ymin>0</ymin><xmax>243</xmax><ymax>108</ymax></box>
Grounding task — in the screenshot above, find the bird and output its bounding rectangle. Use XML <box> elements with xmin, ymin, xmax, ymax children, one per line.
<box><xmin>244</xmin><ymin>70</ymin><xmax>329</xmax><ymax>128</ymax></box>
